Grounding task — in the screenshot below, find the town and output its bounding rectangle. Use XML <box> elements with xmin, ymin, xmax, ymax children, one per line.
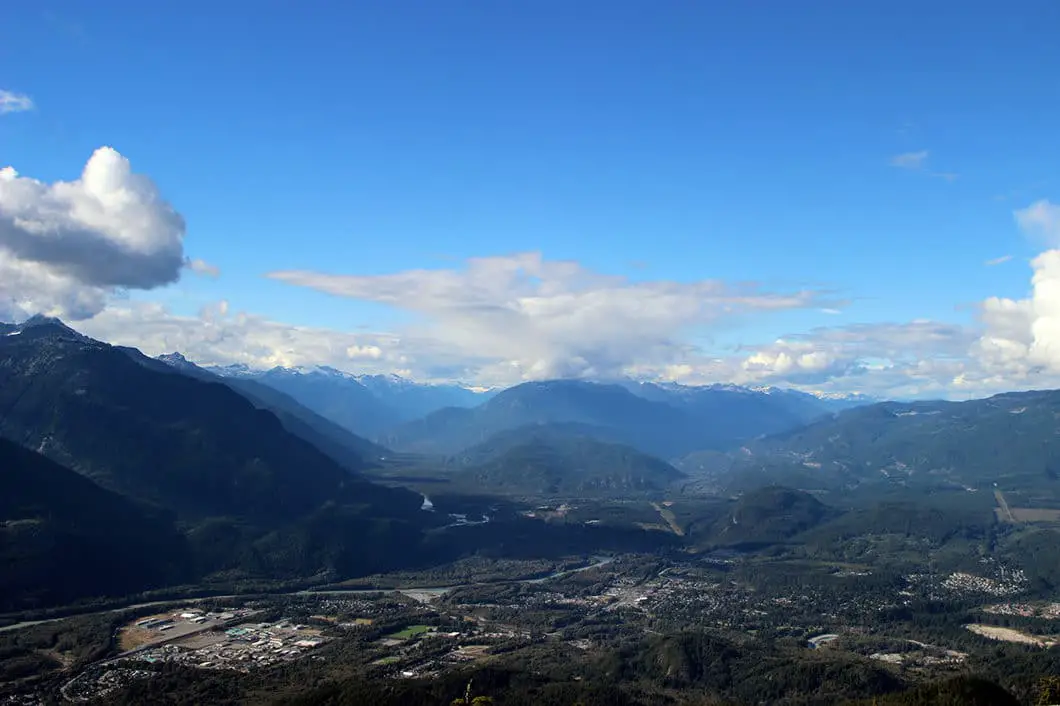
<box><xmin>20</xmin><ymin>549</ymin><xmax>1055</xmax><ymax>703</ymax></box>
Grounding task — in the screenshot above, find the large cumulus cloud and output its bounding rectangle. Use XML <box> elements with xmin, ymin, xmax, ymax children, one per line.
<box><xmin>267</xmin><ymin>252</ymin><xmax>836</xmax><ymax>382</ymax></box>
<box><xmin>960</xmin><ymin>199</ymin><xmax>1060</xmax><ymax>393</ymax></box>
<box><xmin>0</xmin><ymin>147</ymin><xmax>188</xmax><ymax>320</ymax></box>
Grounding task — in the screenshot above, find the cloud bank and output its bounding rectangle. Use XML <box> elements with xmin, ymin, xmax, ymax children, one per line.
<box><xmin>62</xmin><ymin>194</ymin><xmax>1060</xmax><ymax>398</ymax></box>
<box><xmin>268</xmin><ymin>252</ymin><xmax>836</xmax><ymax>381</ymax></box>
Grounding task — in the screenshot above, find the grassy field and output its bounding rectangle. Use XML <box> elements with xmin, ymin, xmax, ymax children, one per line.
<box><xmin>996</xmin><ymin>488</ymin><xmax>1060</xmax><ymax>523</ymax></box>
<box><xmin>389</xmin><ymin>625</ymin><xmax>432</xmax><ymax>639</ymax></box>
<box><xmin>1010</xmin><ymin>507</ymin><xmax>1060</xmax><ymax>523</ymax></box>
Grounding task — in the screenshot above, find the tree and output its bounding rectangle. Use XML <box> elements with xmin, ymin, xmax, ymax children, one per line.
<box><xmin>451</xmin><ymin>679</ymin><xmax>494</xmax><ymax>706</ymax></box>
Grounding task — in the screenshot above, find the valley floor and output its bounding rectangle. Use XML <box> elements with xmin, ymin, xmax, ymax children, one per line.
<box><xmin>4</xmin><ymin>552</ymin><xmax>1060</xmax><ymax>705</ymax></box>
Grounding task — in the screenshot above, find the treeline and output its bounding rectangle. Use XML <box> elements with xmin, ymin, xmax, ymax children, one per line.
<box><xmin>847</xmin><ymin>676</ymin><xmax>1019</xmax><ymax>706</ymax></box>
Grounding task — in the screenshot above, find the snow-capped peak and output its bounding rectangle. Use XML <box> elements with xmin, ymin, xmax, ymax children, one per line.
<box><xmin>208</xmin><ymin>363</ymin><xmax>258</xmax><ymax>377</ymax></box>
<box><xmin>355</xmin><ymin>372</ymin><xmax>418</xmax><ymax>389</ymax></box>
<box><xmin>750</xmin><ymin>385</ymin><xmax>871</xmax><ymax>402</ymax></box>
<box><xmin>269</xmin><ymin>364</ymin><xmax>361</xmax><ymax>380</ymax></box>
<box><xmin>158</xmin><ymin>352</ymin><xmax>197</xmax><ymax>369</ymax></box>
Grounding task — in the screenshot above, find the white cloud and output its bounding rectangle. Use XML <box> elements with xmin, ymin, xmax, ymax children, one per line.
<box><xmin>1015</xmin><ymin>199</ymin><xmax>1060</xmax><ymax>247</ymax></box>
<box><xmin>74</xmin><ymin>300</ymin><xmax>473</xmax><ymax>381</ymax></box>
<box><xmin>0</xmin><ymin>90</ymin><xmax>33</xmax><ymax>114</ymax></box>
<box><xmin>0</xmin><ymin>251</ymin><xmax>107</xmax><ymax>321</ymax></box>
<box><xmin>888</xmin><ymin>151</ymin><xmax>958</xmax><ymax>181</ymax></box>
<box><xmin>889</xmin><ymin>150</ymin><xmax>929</xmax><ymax>169</ymax></box>
<box><xmin>985</xmin><ymin>255</ymin><xmax>1013</xmax><ymax>266</ymax></box>
<box><xmin>55</xmin><ymin>288</ymin><xmax>1033</xmax><ymax>400</ymax></box>
<box><xmin>732</xmin><ymin>321</ymin><xmax>974</xmax><ymax>387</ymax></box>
<box><xmin>186</xmin><ymin>258</ymin><xmax>220</xmax><ymax>277</ymax></box>
<box><xmin>346</xmin><ymin>344</ymin><xmax>383</xmax><ymax>360</ymax></box>
<box><xmin>741</xmin><ymin>346</ymin><xmax>848</xmax><ymax>383</ymax></box>
<box><xmin>970</xmin><ymin>201</ymin><xmax>1060</xmax><ymax>388</ymax></box>
<box><xmin>0</xmin><ymin>147</ymin><xmax>188</xmax><ymax>320</ymax></box>
<box><xmin>268</xmin><ymin>252</ymin><xmax>836</xmax><ymax>382</ymax></box>
<box><xmin>77</xmin><ymin>300</ymin><xmax>937</xmax><ymax>394</ymax></box>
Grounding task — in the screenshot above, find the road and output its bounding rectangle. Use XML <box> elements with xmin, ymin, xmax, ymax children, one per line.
<box><xmin>1</xmin><ymin>556</ymin><xmax>616</xmax><ymax>634</ymax></box>
<box><xmin>0</xmin><ymin>599</ymin><xmax>194</xmax><ymax>634</ymax></box>
<box><xmin>650</xmin><ymin>502</ymin><xmax>685</xmax><ymax>536</ymax></box>
<box><xmin>994</xmin><ymin>488</ymin><xmax>1016</xmax><ymax>523</ymax></box>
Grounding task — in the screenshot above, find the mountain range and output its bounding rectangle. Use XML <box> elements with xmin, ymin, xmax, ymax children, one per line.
<box><xmin>0</xmin><ymin>317</ymin><xmax>420</xmax><ymax>522</ymax></box>
<box><xmin>623</xmin><ymin>380</ymin><xmax>870</xmax><ymax>416</ymax></box>
<box><xmin>207</xmin><ymin>364</ymin><xmax>491</xmax><ymax>437</ymax></box>
<box><xmin>180</xmin><ymin>353</ymin><xmax>869</xmax><ymax>457</ymax></box>
<box><xmin>0</xmin><ymin>317</ymin><xmax>723</xmax><ymax>609</ymax></box>
<box><xmin>380</xmin><ymin>378</ymin><xmax>847</xmax><ymax>459</ymax></box>
<box><xmin>156</xmin><ymin>353</ymin><xmax>389</xmax><ymax>466</ymax></box>
<box><xmin>10</xmin><ymin>314</ymin><xmax>1058</xmax><ymax>615</ymax></box>
<box><xmin>0</xmin><ymin>317</ymin><xmax>451</xmax><ymax>606</ymax></box>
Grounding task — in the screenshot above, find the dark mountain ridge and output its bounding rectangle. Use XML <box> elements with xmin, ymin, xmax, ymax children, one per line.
<box><xmin>0</xmin><ymin>438</ymin><xmax>193</xmax><ymax>611</ymax></box>
<box><xmin>448</xmin><ymin>425</ymin><xmax>686</xmax><ymax>496</ymax></box>
<box><xmin>709</xmin><ymin>389</ymin><xmax>1060</xmax><ymax>494</ymax></box>
<box><xmin>0</xmin><ymin>320</ymin><xmax>419</xmax><ymax>523</ymax></box>
<box><xmin>155</xmin><ymin>352</ymin><xmax>389</xmax><ymax>467</ymax></box>
<box><xmin>707</xmin><ymin>485</ymin><xmax>833</xmax><ymax>547</ymax></box>
<box><xmin>445</xmin><ymin>422</ymin><xmax>635</xmax><ymax>465</ymax></box>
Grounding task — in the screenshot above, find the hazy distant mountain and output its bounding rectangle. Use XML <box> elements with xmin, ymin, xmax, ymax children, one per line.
<box><xmin>157</xmin><ymin>353</ymin><xmax>389</xmax><ymax>467</ymax></box>
<box><xmin>750</xmin><ymin>385</ymin><xmax>876</xmax><ymax>413</ymax></box>
<box><xmin>206</xmin><ymin>365</ymin><xmax>490</xmax><ymax>436</ymax></box>
<box><xmin>354</xmin><ymin>373</ymin><xmax>493</xmax><ymax>419</ymax></box>
<box><xmin>0</xmin><ymin>437</ymin><xmax>192</xmax><ymax>611</ymax></box>
<box><xmin>383</xmin><ymin>379</ymin><xmax>830</xmax><ymax>459</ymax></box>
<box><xmin>0</xmin><ymin>319</ymin><xmax>418</xmax><ymax>522</ymax></box>
<box><xmin>382</xmin><ymin>380</ymin><xmax>688</xmax><ymax>457</ymax></box>
<box><xmin>448</xmin><ymin>425</ymin><xmax>685</xmax><ymax>496</ymax></box>
<box><xmin>213</xmin><ymin>366</ymin><xmax>405</xmax><ymax>437</ymax></box>
<box><xmin>621</xmin><ymin>380</ymin><xmax>834</xmax><ymax>430</ymax></box>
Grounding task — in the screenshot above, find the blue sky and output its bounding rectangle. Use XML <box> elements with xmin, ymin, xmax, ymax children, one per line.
<box><xmin>3</xmin><ymin>1</ymin><xmax>1060</xmax><ymax>397</ymax></box>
